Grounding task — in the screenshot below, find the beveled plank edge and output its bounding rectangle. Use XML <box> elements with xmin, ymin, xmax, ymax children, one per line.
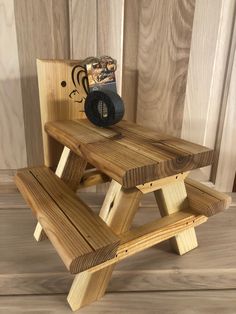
<box><xmin>186</xmin><ymin>178</ymin><xmax>232</xmax><ymax>208</ymax></box>
<box><xmin>186</xmin><ymin>178</ymin><xmax>232</xmax><ymax>216</ymax></box>
<box><xmin>86</xmin><ymin>211</ymin><xmax>207</xmax><ymax>273</ymax></box>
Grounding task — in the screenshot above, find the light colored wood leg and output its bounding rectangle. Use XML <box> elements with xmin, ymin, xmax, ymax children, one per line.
<box><xmin>67</xmin><ymin>182</ymin><xmax>142</xmax><ymax>311</ymax></box>
<box><xmin>33</xmin><ymin>222</ymin><xmax>47</xmax><ymax>242</ymax></box>
<box><xmin>34</xmin><ymin>146</ymin><xmax>87</xmax><ymax>241</ymax></box>
<box><xmin>154</xmin><ymin>180</ymin><xmax>198</xmax><ymax>255</ymax></box>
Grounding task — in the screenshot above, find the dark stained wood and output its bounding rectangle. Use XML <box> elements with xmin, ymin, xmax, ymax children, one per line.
<box><xmin>45</xmin><ymin>119</ymin><xmax>214</xmax><ymax>188</ymax></box>
<box><xmin>14</xmin><ymin>166</ymin><xmax>120</xmax><ymax>274</ymax></box>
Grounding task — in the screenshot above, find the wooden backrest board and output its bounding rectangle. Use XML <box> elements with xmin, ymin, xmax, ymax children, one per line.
<box><xmin>37</xmin><ymin>59</ymin><xmax>88</xmax><ymax>169</ymax></box>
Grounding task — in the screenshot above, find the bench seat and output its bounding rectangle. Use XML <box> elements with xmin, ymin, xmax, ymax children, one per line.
<box><xmin>15</xmin><ymin>166</ymin><xmax>120</xmax><ymax>274</ymax></box>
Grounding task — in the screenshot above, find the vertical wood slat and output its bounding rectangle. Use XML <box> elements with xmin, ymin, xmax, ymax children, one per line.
<box><xmin>214</xmin><ymin>36</ymin><xmax>236</xmax><ymax>192</ymax></box>
<box><xmin>182</xmin><ymin>0</ymin><xmax>236</xmax><ymax>182</ymax></box>
<box><xmin>0</xmin><ymin>0</ymin><xmax>27</xmax><ymax>169</ymax></box>
<box><xmin>122</xmin><ymin>0</ymin><xmax>140</xmax><ymax>122</ymax></box>
<box><xmin>69</xmin><ymin>0</ymin><xmax>97</xmax><ymax>58</ymax></box>
<box><xmin>14</xmin><ymin>0</ymin><xmax>70</xmax><ymax>166</ymax></box>
<box><xmin>97</xmin><ymin>0</ymin><xmax>125</xmax><ymax>95</ymax></box>
<box><xmin>136</xmin><ymin>0</ymin><xmax>195</xmax><ymax>137</ymax></box>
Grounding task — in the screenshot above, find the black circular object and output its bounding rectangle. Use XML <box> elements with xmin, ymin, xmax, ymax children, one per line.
<box><xmin>85</xmin><ymin>90</ymin><xmax>124</xmax><ymax>127</ymax></box>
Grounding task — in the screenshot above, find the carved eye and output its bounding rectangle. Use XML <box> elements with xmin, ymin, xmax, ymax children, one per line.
<box><xmin>61</xmin><ymin>81</ymin><xmax>67</xmax><ymax>87</ymax></box>
<box><xmin>69</xmin><ymin>89</ymin><xmax>79</xmax><ymax>98</ymax></box>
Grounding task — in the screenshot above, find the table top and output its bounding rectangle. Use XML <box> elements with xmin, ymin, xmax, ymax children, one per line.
<box><xmin>45</xmin><ymin>119</ymin><xmax>213</xmax><ymax>188</ymax></box>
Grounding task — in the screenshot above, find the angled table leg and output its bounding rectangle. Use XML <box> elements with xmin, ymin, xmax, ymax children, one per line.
<box><xmin>154</xmin><ymin>179</ymin><xmax>198</xmax><ymax>255</ymax></box>
<box><xmin>34</xmin><ymin>147</ymin><xmax>87</xmax><ymax>242</ymax></box>
<box><xmin>67</xmin><ymin>180</ymin><xmax>142</xmax><ymax>311</ymax></box>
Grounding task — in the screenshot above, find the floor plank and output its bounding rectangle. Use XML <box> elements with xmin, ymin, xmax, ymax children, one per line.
<box><xmin>0</xmin><ymin>290</ymin><xmax>235</xmax><ymax>314</ymax></box>
<box><xmin>0</xmin><ymin>193</ymin><xmax>236</xmax><ymax>294</ymax></box>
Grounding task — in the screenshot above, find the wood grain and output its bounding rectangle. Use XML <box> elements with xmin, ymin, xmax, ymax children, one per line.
<box><xmin>0</xmin><ymin>0</ymin><xmax>27</xmax><ymax>169</ymax></box>
<box><xmin>15</xmin><ymin>167</ymin><xmax>120</xmax><ymax>274</ymax></box>
<box><xmin>186</xmin><ymin>178</ymin><xmax>231</xmax><ymax>216</ymax></box>
<box><xmin>1</xmin><ymin>291</ymin><xmax>236</xmax><ymax>313</ymax></box>
<box><xmin>86</xmin><ymin>211</ymin><xmax>207</xmax><ymax>273</ymax></box>
<box><xmin>37</xmin><ymin>60</ymin><xmax>88</xmax><ymax>169</ymax></box>
<box><xmin>213</xmin><ymin>11</ymin><xmax>236</xmax><ymax>192</ymax></box>
<box><xmin>67</xmin><ymin>184</ymin><xmax>142</xmax><ymax>311</ymax></box>
<box><xmin>97</xmin><ymin>0</ymin><xmax>124</xmax><ymax>95</ymax></box>
<box><xmin>14</xmin><ymin>0</ymin><xmax>70</xmax><ymax>166</ymax></box>
<box><xmin>155</xmin><ymin>179</ymin><xmax>198</xmax><ymax>255</ymax></box>
<box><xmin>69</xmin><ymin>0</ymin><xmax>97</xmax><ymax>59</ymax></box>
<box><xmin>122</xmin><ymin>0</ymin><xmax>140</xmax><ymax>122</ymax></box>
<box><xmin>136</xmin><ymin>0</ymin><xmax>195</xmax><ymax>136</ymax></box>
<box><xmin>182</xmin><ymin>0</ymin><xmax>236</xmax><ymax>181</ymax></box>
<box><xmin>45</xmin><ymin>119</ymin><xmax>213</xmax><ymax>188</ymax></box>
<box><xmin>0</xmin><ymin>193</ymin><xmax>236</xmax><ymax>295</ymax></box>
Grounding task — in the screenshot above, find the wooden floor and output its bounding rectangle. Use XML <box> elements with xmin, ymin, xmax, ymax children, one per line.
<box><xmin>0</xmin><ymin>181</ymin><xmax>236</xmax><ymax>313</ymax></box>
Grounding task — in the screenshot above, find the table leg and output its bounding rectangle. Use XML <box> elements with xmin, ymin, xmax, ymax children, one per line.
<box><xmin>154</xmin><ymin>179</ymin><xmax>198</xmax><ymax>255</ymax></box>
<box><xmin>67</xmin><ymin>181</ymin><xmax>142</xmax><ymax>311</ymax></box>
<box><xmin>34</xmin><ymin>147</ymin><xmax>87</xmax><ymax>242</ymax></box>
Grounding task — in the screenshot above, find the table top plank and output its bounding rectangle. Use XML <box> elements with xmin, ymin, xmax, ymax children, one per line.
<box><xmin>45</xmin><ymin>119</ymin><xmax>213</xmax><ymax>188</ymax></box>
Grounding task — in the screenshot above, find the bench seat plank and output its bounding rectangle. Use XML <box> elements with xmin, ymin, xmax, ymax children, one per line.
<box><xmin>186</xmin><ymin>178</ymin><xmax>231</xmax><ymax>217</ymax></box>
<box><xmin>15</xmin><ymin>167</ymin><xmax>120</xmax><ymax>274</ymax></box>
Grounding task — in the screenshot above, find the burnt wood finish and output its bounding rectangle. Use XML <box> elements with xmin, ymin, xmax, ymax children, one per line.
<box><xmin>45</xmin><ymin>119</ymin><xmax>214</xmax><ymax>188</ymax></box>
<box><xmin>14</xmin><ymin>166</ymin><xmax>120</xmax><ymax>274</ymax></box>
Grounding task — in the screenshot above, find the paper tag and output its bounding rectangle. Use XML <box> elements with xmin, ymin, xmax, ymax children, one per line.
<box><xmin>86</xmin><ymin>56</ymin><xmax>117</xmax><ymax>93</ymax></box>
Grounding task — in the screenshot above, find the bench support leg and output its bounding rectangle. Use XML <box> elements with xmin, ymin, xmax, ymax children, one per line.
<box><xmin>154</xmin><ymin>179</ymin><xmax>198</xmax><ymax>255</ymax></box>
<box><xmin>33</xmin><ymin>147</ymin><xmax>87</xmax><ymax>242</ymax></box>
<box><xmin>67</xmin><ymin>181</ymin><xmax>142</xmax><ymax>311</ymax></box>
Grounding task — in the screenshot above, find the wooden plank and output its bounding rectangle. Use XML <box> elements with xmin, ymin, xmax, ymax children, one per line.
<box><xmin>182</xmin><ymin>0</ymin><xmax>236</xmax><ymax>181</ymax></box>
<box><xmin>122</xmin><ymin>0</ymin><xmax>140</xmax><ymax>122</ymax></box>
<box><xmin>67</xmin><ymin>185</ymin><xmax>142</xmax><ymax>311</ymax></box>
<box><xmin>1</xmin><ymin>291</ymin><xmax>236</xmax><ymax>313</ymax></box>
<box><xmin>86</xmin><ymin>211</ymin><xmax>207</xmax><ymax>273</ymax></box>
<box><xmin>0</xmin><ymin>0</ymin><xmax>27</xmax><ymax>169</ymax></box>
<box><xmin>154</xmin><ymin>180</ymin><xmax>198</xmax><ymax>255</ymax></box>
<box><xmin>137</xmin><ymin>172</ymin><xmax>189</xmax><ymax>194</ymax></box>
<box><xmin>186</xmin><ymin>178</ymin><xmax>231</xmax><ymax>216</ymax></box>
<box><xmin>213</xmin><ymin>14</ymin><xmax>236</xmax><ymax>192</ymax></box>
<box><xmin>69</xmin><ymin>0</ymin><xmax>97</xmax><ymax>58</ymax></box>
<box><xmin>1</xmin><ymin>201</ymin><xmax>236</xmax><ymax>295</ymax></box>
<box><xmin>45</xmin><ymin>119</ymin><xmax>213</xmax><ymax>188</ymax></box>
<box><xmin>97</xmin><ymin>0</ymin><xmax>124</xmax><ymax>95</ymax></box>
<box><xmin>58</xmin><ymin>150</ymin><xmax>87</xmax><ymax>191</ymax></box>
<box><xmin>15</xmin><ymin>167</ymin><xmax>120</xmax><ymax>274</ymax></box>
<box><xmin>14</xmin><ymin>0</ymin><xmax>70</xmax><ymax>166</ymax></box>
<box><xmin>37</xmin><ymin>60</ymin><xmax>88</xmax><ymax>169</ymax></box>
<box><xmin>136</xmin><ymin>0</ymin><xmax>195</xmax><ymax>136</ymax></box>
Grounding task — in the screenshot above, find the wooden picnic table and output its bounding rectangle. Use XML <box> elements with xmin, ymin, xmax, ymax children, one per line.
<box><xmin>15</xmin><ymin>118</ymin><xmax>230</xmax><ymax>312</ymax></box>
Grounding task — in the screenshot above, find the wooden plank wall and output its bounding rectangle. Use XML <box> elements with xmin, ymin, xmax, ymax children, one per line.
<box><xmin>136</xmin><ymin>0</ymin><xmax>195</xmax><ymax>137</ymax></box>
<box><xmin>182</xmin><ymin>0</ymin><xmax>236</xmax><ymax>182</ymax></box>
<box><xmin>1</xmin><ymin>0</ymin><xmax>235</xmax><ymax>191</ymax></box>
<box><xmin>14</xmin><ymin>0</ymin><xmax>70</xmax><ymax>166</ymax></box>
<box><xmin>0</xmin><ymin>0</ymin><xmax>27</xmax><ymax>169</ymax></box>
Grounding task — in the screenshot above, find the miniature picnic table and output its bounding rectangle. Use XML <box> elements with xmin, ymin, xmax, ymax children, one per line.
<box><xmin>15</xmin><ymin>118</ymin><xmax>230</xmax><ymax>311</ymax></box>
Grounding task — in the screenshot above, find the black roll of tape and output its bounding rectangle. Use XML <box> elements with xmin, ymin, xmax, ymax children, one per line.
<box><xmin>85</xmin><ymin>90</ymin><xmax>125</xmax><ymax>127</ymax></box>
